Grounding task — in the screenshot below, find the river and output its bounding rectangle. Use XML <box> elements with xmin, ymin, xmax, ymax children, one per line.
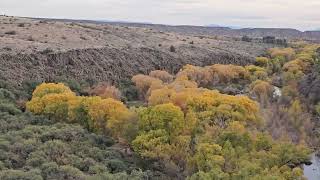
<box><xmin>304</xmin><ymin>153</ymin><xmax>320</xmax><ymax>180</ymax></box>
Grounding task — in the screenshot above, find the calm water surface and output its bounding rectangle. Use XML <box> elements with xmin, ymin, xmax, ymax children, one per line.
<box><xmin>304</xmin><ymin>153</ymin><xmax>320</xmax><ymax>180</ymax></box>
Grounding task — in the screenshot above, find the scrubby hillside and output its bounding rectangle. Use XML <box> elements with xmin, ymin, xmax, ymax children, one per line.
<box><xmin>0</xmin><ymin>16</ymin><xmax>276</xmax><ymax>89</ymax></box>
<box><xmin>104</xmin><ymin>22</ymin><xmax>320</xmax><ymax>42</ymax></box>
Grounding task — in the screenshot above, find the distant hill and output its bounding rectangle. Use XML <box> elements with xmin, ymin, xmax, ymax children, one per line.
<box><xmin>28</xmin><ymin>17</ymin><xmax>320</xmax><ymax>42</ymax></box>
<box><xmin>206</xmin><ymin>24</ymin><xmax>244</xmax><ymax>29</ymax></box>
<box><xmin>205</xmin><ymin>24</ymin><xmax>223</xmax><ymax>27</ymax></box>
<box><xmin>105</xmin><ymin>23</ymin><xmax>320</xmax><ymax>42</ymax></box>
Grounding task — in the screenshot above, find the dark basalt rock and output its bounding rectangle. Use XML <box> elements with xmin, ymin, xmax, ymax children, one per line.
<box><xmin>299</xmin><ymin>71</ymin><xmax>320</xmax><ymax>105</ymax></box>
<box><xmin>0</xmin><ymin>47</ymin><xmax>254</xmax><ymax>87</ymax></box>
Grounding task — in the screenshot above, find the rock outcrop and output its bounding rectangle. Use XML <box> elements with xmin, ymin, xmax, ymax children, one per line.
<box><xmin>0</xmin><ymin>47</ymin><xmax>255</xmax><ymax>86</ymax></box>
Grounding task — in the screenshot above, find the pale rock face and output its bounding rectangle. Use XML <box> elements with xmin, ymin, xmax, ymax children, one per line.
<box><xmin>273</xmin><ymin>86</ymin><xmax>282</xmax><ymax>99</ymax></box>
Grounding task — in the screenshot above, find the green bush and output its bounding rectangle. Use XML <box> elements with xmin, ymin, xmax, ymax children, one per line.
<box><xmin>316</xmin><ymin>103</ymin><xmax>320</xmax><ymax>115</ymax></box>
<box><xmin>0</xmin><ymin>88</ymin><xmax>15</xmax><ymax>102</ymax></box>
<box><xmin>0</xmin><ymin>169</ymin><xmax>43</xmax><ymax>180</ymax></box>
<box><xmin>21</xmin><ymin>80</ymin><xmax>42</xmax><ymax>99</ymax></box>
<box><xmin>0</xmin><ymin>111</ymin><xmax>161</xmax><ymax>179</ymax></box>
<box><xmin>0</xmin><ymin>103</ymin><xmax>21</xmax><ymax>115</ymax></box>
<box><xmin>119</xmin><ymin>79</ymin><xmax>139</xmax><ymax>101</ymax></box>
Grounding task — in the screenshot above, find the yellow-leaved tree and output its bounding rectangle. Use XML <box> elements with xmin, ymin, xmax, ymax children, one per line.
<box><xmin>250</xmin><ymin>80</ymin><xmax>273</xmax><ymax>105</ymax></box>
<box><xmin>268</xmin><ymin>48</ymin><xmax>295</xmax><ymax>60</ymax></box>
<box><xmin>26</xmin><ymin>83</ymin><xmax>76</xmax><ymax>121</ymax></box>
<box><xmin>89</xmin><ymin>82</ymin><xmax>122</xmax><ymax>100</ymax></box>
<box><xmin>86</xmin><ymin>97</ymin><xmax>132</xmax><ymax>137</ymax></box>
<box><xmin>132</xmin><ymin>103</ymin><xmax>189</xmax><ymax>162</ymax></box>
<box><xmin>27</xmin><ymin>83</ymin><xmax>132</xmax><ymax>139</ymax></box>
<box><xmin>132</xmin><ymin>74</ymin><xmax>163</xmax><ymax>100</ymax></box>
<box><xmin>187</xmin><ymin>90</ymin><xmax>261</xmax><ymax>128</ymax></box>
<box><xmin>149</xmin><ymin>70</ymin><xmax>174</xmax><ymax>83</ymax></box>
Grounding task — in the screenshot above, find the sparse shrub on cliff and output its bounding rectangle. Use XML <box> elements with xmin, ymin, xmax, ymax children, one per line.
<box><xmin>17</xmin><ymin>23</ymin><xmax>25</xmax><ymax>27</ymax></box>
<box><xmin>242</xmin><ymin>35</ymin><xmax>252</xmax><ymax>42</ymax></box>
<box><xmin>40</xmin><ymin>48</ymin><xmax>54</xmax><ymax>54</ymax></box>
<box><xmin>5</xmin><ymin>30</ymin><xmax>16</xmax><ymax>35</ymax></box>
<box><xmin>27</xmin><ymin>36</ymin><xmax>35</xmax><ymax>41</ymax></box>
<box><xmin>169</xmin><ymin>45</ymin><xmax>176</xmax><ymax>52</ymax></box>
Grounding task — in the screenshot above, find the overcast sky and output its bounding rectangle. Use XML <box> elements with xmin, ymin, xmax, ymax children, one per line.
<box><xmin>1</xmin><ymin>0</ymin><xmax>319</xmax><ymax>31</ymax></box>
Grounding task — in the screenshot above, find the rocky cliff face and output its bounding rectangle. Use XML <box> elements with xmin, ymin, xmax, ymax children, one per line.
<box><xmin>0</xmin><ymin>46</ymin><xmax>255</xmax><ymax>86</ymax></box>
<box><xmin>299</xmin><ymin>72</ymin><xmax>320</xmax><ymax>104</ymax></box>
<box><xmin>299</xmin><ymin>49</ymin><xmax>320</xmax><ymax>105</ymax></box>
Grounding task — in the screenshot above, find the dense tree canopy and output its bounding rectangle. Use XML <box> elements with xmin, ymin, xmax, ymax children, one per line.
<box><xmin>7</xmin><ymin>43</ymin><xmax>320</xmax><ymax>179</ymax></box>
<box><xmin>128</xmin><ymin>57</ymin><xmax>313</xmax><ymax>179</ymax></box>
<box><xmin>26</xmin><ymin>83</ymin><xmax>133</xmax><ymax>139</ymax></box>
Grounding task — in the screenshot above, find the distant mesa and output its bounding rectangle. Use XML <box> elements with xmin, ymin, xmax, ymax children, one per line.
<box><xmin>205</xmin><ymin>24</ymin><xmax>243</xmax><ymax>29</ymax></box>
<box><xmin>205</xmin><ymin>24</ymin><xmax>223</xmax><ymax>27</ymax></box>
